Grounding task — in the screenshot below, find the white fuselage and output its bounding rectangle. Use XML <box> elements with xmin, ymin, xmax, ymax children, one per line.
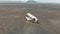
<box><xmin>26</xmin><ymin>13</ymin><xmax>38</xmax><ymax>23</ymax></box>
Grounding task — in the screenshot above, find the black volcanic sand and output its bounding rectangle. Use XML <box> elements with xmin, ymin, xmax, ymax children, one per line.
<box><xmin>0</xmin><ymin>3</ymin><xmax>60</xmax><ymax>34</ymax></box>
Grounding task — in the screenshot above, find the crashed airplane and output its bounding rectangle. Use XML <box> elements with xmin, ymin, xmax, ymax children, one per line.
<box><xmin>26</xmin><ymin>13</ymin><xmax>38</xmax><ymax>23</ymax></box>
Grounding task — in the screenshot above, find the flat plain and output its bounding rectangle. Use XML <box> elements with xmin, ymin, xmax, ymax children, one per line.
<box><xmin>0</xmin><ymin>3</ymin><xmax>60</xmax><ymax>34</ymax></box>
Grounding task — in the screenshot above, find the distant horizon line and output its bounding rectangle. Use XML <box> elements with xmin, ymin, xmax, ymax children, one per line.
<box><xmin>0</xmin><ymin>1</ymin><xmax>60</xmax><ymax>3</ymax></box>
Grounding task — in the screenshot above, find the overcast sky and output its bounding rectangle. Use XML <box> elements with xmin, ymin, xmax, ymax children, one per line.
<box><xmin>37</xmin><ymin>0</ymin><xmax>60</xmax><ymax>3</ymax></box>
<box><xmin>0</xmin><ymin>0</ymin><xmax>60</xmax><ymax>3</ymax></box>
